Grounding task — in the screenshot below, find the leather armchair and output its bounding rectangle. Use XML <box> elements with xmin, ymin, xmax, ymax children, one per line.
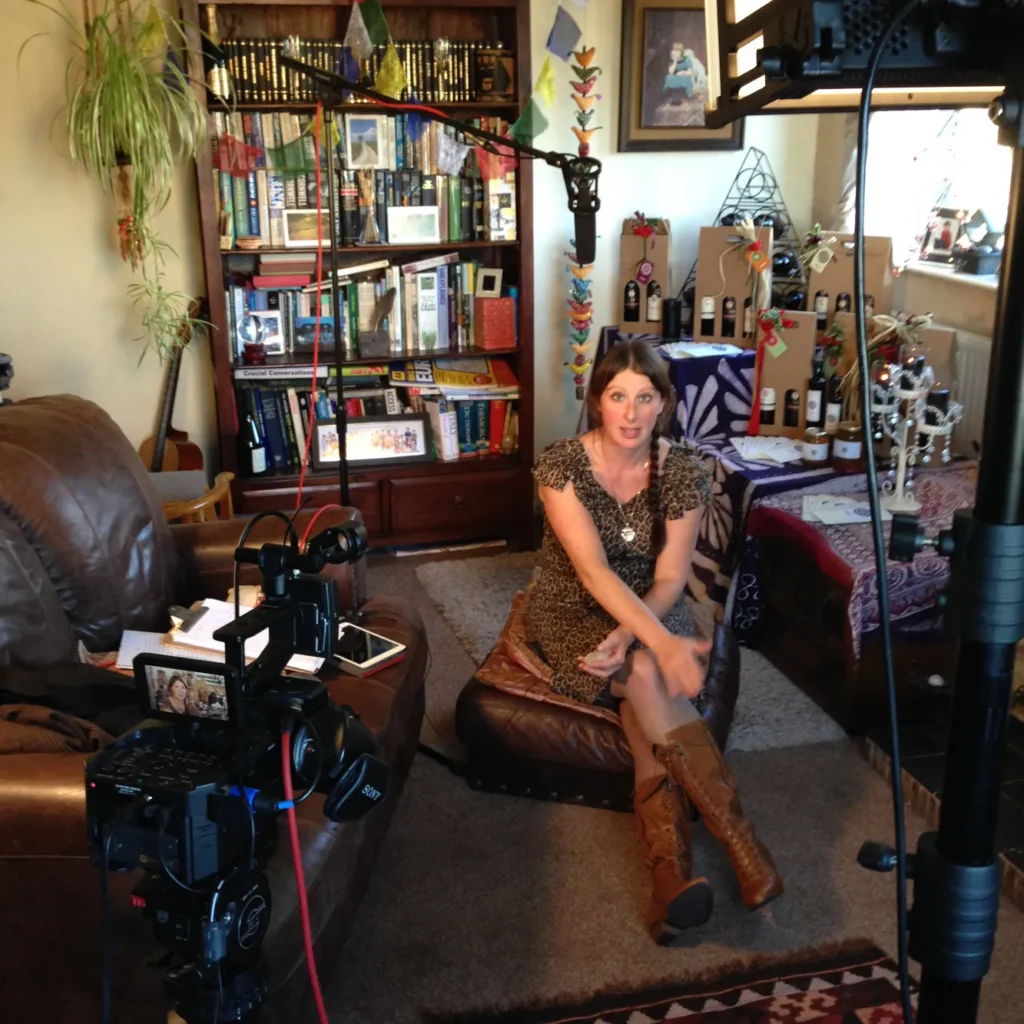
<box><xmin>0</xmin><ymin>396</ymin><xmax>427</xmax><ymax>1024</ymax></box>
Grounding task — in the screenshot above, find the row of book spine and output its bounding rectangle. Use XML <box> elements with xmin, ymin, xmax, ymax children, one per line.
<box><xmin>227</xmin><ymin>253</ymin><xmax>491</xmax><ymax>361</ymax></box>
<box><xmin>236</xmin><ymin>380</ymin><xmax>517</xmax><ymax>474</ymax></box>
<box><xmin>219</xmin><ymin>38</ymin><xmax>511</xmax><ymax>106</ymax></box>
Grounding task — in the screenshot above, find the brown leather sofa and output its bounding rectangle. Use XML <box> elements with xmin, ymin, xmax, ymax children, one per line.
<box><xmin>0</xmin><ymin>395</ymin><xmax>426</xmax><ymax>1024</ymax></box>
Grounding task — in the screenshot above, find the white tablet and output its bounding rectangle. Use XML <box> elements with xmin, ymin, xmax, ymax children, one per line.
<box><xmin>335</xmin><ymin>622</ymin><xmax>407</xmax><ymax>677</ymax></box>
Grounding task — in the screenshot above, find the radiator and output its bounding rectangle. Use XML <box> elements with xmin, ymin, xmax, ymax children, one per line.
<box><xmin>953</xmin><ymin>330</ymin><xmax>992</xmax><ymax>457</ymax></box>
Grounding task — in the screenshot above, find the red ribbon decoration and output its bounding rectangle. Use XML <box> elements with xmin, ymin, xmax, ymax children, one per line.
<box><xmin>746</xmin><ymin>309</ymin><xmax>795</xmax><ymax>435</ymax></box>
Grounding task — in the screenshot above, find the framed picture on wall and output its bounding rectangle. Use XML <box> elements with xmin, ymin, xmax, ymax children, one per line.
<box><xmin>618</xmin><ymin>0</ymin><xmax>743</xmax><ymax>153</ymax></box>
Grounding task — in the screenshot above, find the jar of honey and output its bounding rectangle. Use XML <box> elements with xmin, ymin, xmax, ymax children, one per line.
<box><xmin>833</xmin><ymin>421</ymin><xmax>865</xmax><ymax>474</ymax></box>
<box><xmin>802</xmin><ymin>427</ymin><xmax>831</xmax><ymax>466</ymax></box>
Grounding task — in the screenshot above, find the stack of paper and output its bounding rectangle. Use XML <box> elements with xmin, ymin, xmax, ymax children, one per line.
<box><xmin>729</xmin><ymin>436</ymin><xmax>804</xmax><ymax>464</ymax></box>
<box><xmin>659</xmin><ymin>341</ymin><xmax>745</xmax><ymax>359</ymax></box>
<box><xmin>165</xmin><ymin>599</ymin><xmax>324</xmax><ymax>674</ymax></box>
<box><xmin>802</xmin><ymin>495</ymin><xmax>892</xmax><ymax>525</ymax></box>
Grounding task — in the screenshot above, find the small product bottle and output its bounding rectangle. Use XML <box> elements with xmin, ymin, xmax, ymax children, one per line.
<box><xmin>802</xmin><ymin>427</ymin><xmax>831</xmax><ymax>466</ymax></box>
<box><xmin>784</xmin><ymin>389</ymin><xmax>801</xmax><ymax>427</ymax></box>
<box><xmin>805</xmin><ymin>346</ymin><xmax>827</xmax><ymax>429</ymax></box>
<box><xmin>833</xmin><ymin>421</ymin><xmax>864</xmax><ymax>473</ymax></box>
<box><xmin>721</xmin><ymin>296</ymin><xmax>737</xmax><ymax>338</ymax></box>
<box><xmin>824</xmin><ymin>373</ymin><xmax>843</xmax><ymax>434</ymax></box>
<box><xmin>245</xmin><ymin>411</ymin><xmax>267</xmax><ymax>475</ymax></box>
<box><xmin>814</xmin><ymin>290</ymin><xmax>829</xmax><ymax>332</ymax></box>
<box><xmin>646</xmin><ymin>280</ymin><xmax>662</xmax><ymax>322</ymax></box>
<box><xmin>700</xmin><ymin>296</ymin><xmax>715</xmax><ymax>337</ymax></box>
<box><xmin>760</xmin><ymin>387</ymin><xmax>776</xmax><ymax>426</ymax></box>
<box><xmin>743</xmin><ymin>297</ymin><xmax>754</xmax><ymax>340</ymax></box>
<box><xmin>623</xmin><ymin>280</ymin><xmax>640</xmax><ymax>322</ymax></box>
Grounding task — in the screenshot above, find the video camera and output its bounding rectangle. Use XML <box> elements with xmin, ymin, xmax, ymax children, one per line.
<box><xmin>84</xmin><ymin>519</ymin><xmax>385</xmax><ymax>1024</ymax></box>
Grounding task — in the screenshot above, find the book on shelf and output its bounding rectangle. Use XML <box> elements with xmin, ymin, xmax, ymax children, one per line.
<box><xmin>218</xmin><ymin>37</ymin><xmax>515</xmax><ymax>107</ymax></box>
<box><xmin>234</xmin><ymin>358</ymin><xmax>519</xmax><ymax>475</ymax></box>
<box><xmin>209</xmin><ymin>107</ymin><xmax>517</xmax><ymax>253</ymax></box>
<box><xmin>226</xmin><ymin>251</ymin><xmax>515</xmax><ymax>362</ymax></box>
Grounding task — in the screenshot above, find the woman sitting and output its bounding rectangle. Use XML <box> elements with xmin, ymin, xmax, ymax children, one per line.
<box><xmin>526</xmin><ymin>339</ymin><xmax>782</xmax><ymax>945</ymax></box>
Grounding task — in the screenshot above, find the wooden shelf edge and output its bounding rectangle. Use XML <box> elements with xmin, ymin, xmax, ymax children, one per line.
<box><xmin>223</xmin><ymin>241</ymin><xmax>519</xmax><ymax>257</ymax></box>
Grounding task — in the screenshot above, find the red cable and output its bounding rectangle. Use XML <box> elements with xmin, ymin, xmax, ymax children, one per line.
<box><xmin>281</xmin><ymin>730</ymin><xmax>331</xmax><ymax>1024</ymax></box>
<box><xmin>295</xmin><ymin>102</ymin><xmax>327</xmax><ymax>512</ymax></box>
<box><xmin>299</xmin><ymin>502</ymin><xmax>345</xmax><ymax>552</ymax></box>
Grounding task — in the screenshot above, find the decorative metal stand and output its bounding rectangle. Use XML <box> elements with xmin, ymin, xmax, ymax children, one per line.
<box><xmin>678</xmin><ymin>147</ymin><xmax>807</xmax><ymax>321</ymax></box>
<box><xmin>871</xmin><ymin>361</ymin><xmax>962</xmax><ymax>513</ymax></box>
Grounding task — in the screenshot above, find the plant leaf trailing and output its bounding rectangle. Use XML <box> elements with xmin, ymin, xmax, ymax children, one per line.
<box><xmin>24</xmin><ymin>0</ymin><xmax>208</xmax><ymax>362</ymax></box>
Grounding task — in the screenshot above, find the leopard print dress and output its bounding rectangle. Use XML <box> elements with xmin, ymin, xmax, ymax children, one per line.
<box><xmin>526</xmin><ymin>436</ymin><xmax>712</xmax><ymax>708</ymax></box>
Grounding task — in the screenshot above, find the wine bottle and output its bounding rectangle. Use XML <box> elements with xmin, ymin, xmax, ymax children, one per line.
<box><xmin>825</xmin><ymin>373</ymin><xmax>843</xmax><ymax>434</ymax></box>
<box><xmin>784</xmin><ymin>389</ymin><xmax>801</xmax><ymax>427</ymax></box>
<box><xmin>246</xmin><ymin>411</ymin><xmax>267</xmax><ymax>474</ymax></box>
<box><xmin>623</xmin><ymin>281</ymin><xmax>640</xmax><ymax>322</ymax></box>
<box><xmin>743</xmin><ymin>297</ymin><xmax>754</xmax><ymax>340</ymax></box>
<box><xmin>721</xmin><ymin>296</ymin><xmax>736</xmax><ymax>338</ymax></box>
<box><xmin>814</xmin><ymin>290</ymin><xmax>829</xmax><ymax>332</ymax></box>
<box><xmin>700</xmin><ymin>296</ymin><xmax>715</xmax><ymax>337</ymax></box>
<box><xmin>646</xmin><ymin>280</ymin><xmax>662</xmax><ymax>322</ymax></box>
<box><xmin>760</xmin><ymin>387</ymin><xmax>776</xmax><ymax>426</ymax></box>
<box><xmin>806</xmin><ymin>346</ymin><xmax>826</xmax><ymax>428</ymax></box>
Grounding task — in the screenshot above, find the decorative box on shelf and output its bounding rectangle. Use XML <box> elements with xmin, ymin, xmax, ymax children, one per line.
<box><xmin>475</xmin><ymin>297</ymin><xmax>516</xmax><ymax>350</ymax></box>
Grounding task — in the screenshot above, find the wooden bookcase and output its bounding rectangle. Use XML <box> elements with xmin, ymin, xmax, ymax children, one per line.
<box><xmin>182</xmin><ymin>0</ymin><xmax>534</xmax><ymax>549</ymax></box>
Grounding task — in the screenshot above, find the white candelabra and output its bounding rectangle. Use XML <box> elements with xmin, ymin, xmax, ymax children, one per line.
<box><xmin>870</xmin><ymin>353</ymin><xmax>963</xmax><ymax>513</ymax></box>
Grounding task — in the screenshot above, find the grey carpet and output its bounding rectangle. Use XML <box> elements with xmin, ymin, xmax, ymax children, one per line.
<box><xmin>412</xmin><ymin>551</ymin><xmax>846</xmax><ymax>753</ymax></box>
<box><xmin>324</xmin><ymin>744</ymin><xmax>1024</xmax><ymax>1023</ymax></box>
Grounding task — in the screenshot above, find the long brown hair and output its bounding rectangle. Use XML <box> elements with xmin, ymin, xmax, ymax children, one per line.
<box><xmin>586</xmin><ymin>340</ymin><xmax>676</xmax><ymax>554</ymax></box>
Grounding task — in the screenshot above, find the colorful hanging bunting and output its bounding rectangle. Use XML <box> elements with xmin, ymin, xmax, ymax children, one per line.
<box><xmin>436</xmin><ymin>131</ymin><xmax>471</xmax><ymax>175</ymax></box>
<box><xmin>358</xmin><ymin>0</ymin><xmax>391</xmax><ymax>47</ymax></box>
<box><xmin>534</xmin><ymin>55</ymin><xmax>556</xmax><ymax>109</ymax></box>
<box><xmin>507</xmin><ymin>98</ymin><xmax>549</xmax><ymax>145</ymax></box>
<box><xmin>303</xmin><ymin>109</ymin><xmax>341</xmax><ymax>150</ymax></box>
<box><xmin>564</xmin><ymin>43</ymin><xmax>602</xmax><ymax>399</ymax></box>
<box><xmin>376</xmin><ymin>41</ymin><xmax>408</xmax><ymax>99</ymax></box>
<box><xmin>343</xmin><ymin>3</ymin><xmax>374</xmax><ymax>60</ymax></box>
<box><xmin>215</xmin><ymin>133</ymin><xmax>262</xmax><ymax>177</ymax></box>
<box><xmin>547</xmin><ymin>6</ymin><xmax>582</xmax><ymax>62</ymax></box>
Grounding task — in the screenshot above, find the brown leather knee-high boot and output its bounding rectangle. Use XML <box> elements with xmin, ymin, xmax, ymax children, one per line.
<box><xmin>633</xmin><ymin>769</ymin><xmax>714</xmax><ymax>944</ymax></box>
<box><xmin>655</xmin><ymin>719</ymin><xmax>784</xmax><ymax>911</ymax></box>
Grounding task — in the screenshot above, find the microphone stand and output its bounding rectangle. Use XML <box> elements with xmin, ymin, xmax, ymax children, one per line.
<box><xmin>279</xmin><ymin>53</ymin><xmax>602</xmax><ymax>262</ymax></box>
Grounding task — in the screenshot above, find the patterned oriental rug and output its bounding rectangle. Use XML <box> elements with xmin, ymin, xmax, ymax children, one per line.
<box><xmin>427</xmin><ymin>942</ymin><xmax>914</xmax><ymax>1024</ymax></box>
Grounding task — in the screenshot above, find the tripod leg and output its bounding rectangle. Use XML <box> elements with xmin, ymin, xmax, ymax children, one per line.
<box><xmin>913</xmin><ymin>112</ymin><xmax>1024</xmax><ymax>1024</ymax></box>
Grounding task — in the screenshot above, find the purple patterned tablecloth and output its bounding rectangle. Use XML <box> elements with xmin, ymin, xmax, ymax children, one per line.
<box><xmin>746</xmin><ymin>464</ymin><xmax>977</xmax><ymax>657</ymax></box>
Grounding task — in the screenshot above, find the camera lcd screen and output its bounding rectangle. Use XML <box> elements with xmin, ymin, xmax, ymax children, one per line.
<box><xmin>140</xmin><ymin>663</ymin><xmax>231</xmax><ymax>722</ymax></box>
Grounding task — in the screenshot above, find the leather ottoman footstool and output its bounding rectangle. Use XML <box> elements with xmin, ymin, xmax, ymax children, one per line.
<box><xmin>455</xmin><ymin>591</ymin><xmax>740</xmax><ymax>813</ymax></box>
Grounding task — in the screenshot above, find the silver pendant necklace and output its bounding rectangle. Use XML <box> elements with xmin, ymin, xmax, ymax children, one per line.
<box><xmin>600</xmin><ymin>433</ymin><xmax>650</xmax><ymax>544</ymax></box>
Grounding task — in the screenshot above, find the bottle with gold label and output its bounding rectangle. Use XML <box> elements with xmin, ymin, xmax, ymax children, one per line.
<box><xmin>646</xmin><ymin>280</ymin><xmax>662</xmax><ymax>322</ymax></box>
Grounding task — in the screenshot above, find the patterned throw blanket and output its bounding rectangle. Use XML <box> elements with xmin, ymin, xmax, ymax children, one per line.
<box><xmin>0</xmin><ymin>704</ymin><xmax>113</xmax><ymax>754</ymax></box>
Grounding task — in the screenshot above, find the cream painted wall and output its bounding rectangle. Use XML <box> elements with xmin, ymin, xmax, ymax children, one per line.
<box><xmin>1</xmin><ymin>3</ymin><xmax>218</xmax><ymax>475</ymax></box>
<box><xmin>528</xmin><ymin>0</ymin><xmax>819</xmax><ymax>454</ymax></box>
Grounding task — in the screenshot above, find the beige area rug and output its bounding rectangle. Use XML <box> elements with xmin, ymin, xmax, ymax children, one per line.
<box><xmin>413</xmin><ymin>551</ymin><xmax>846</xmax><ymax>753</ymax></box>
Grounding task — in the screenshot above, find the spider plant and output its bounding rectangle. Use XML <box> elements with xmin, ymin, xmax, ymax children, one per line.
<box><xmin>22</xmin><ymin>0</ymin><xmax>208</xmax><ymax>361</ymax></box>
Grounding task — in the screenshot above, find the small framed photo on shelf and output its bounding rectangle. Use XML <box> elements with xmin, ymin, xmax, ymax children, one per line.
<box><xmin>345</xmin><ymin>113</ymin><xmax>387</xmax><ymax>169</ymax></box>
<box><xmin>311</xmin><ymin>414</ymin><xmax>434</xmax><ymax>470</ymax></box>
<box><xmin>920</xmin><ymin>207</ymin><xmax>968</xmax><ymax>263</ymax></box>
<box><xmin>475</xmin><ymin>267</ymin><xmax>503</xmax><ymax>298</ymax></box>
<box><xmin>283</xmin><ymin>208</ymin><xmax>332</xmax><ymax>248</ymax></box>
<box><xmin>236</xmin><ymin>310</ymin><xmax>284</xmax><ymax>356</ymax></box>
<box><xmin>386</xmin><ymin>205</ymin><xmax>441</xmax><ymax>245</ymax></box>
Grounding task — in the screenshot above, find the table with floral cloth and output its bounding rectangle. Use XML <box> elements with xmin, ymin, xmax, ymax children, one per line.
<box><xmin>735</xmin><ymin>463</ymin><xmax>977</xmax><ymax>655</ymax></box>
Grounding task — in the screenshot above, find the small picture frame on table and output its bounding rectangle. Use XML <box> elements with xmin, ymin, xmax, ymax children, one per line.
<box><xmin>475</xmin><ymin>267</ymin><xmax>503</xmax><ymax>298</ymax></box>
<box><xmin>311</xmin><ymin>414</ymin><xmax>434</xmax><ymax>470</ymax></box>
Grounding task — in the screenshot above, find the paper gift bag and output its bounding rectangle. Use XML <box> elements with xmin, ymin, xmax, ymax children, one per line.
<box><xmin>693</xmin><ymin>225</ymin><xmax>773</xmax><ymax>347</ymax></box>
<box><xmin>832</xmin><ymin>314</ymin><xmax>957</xmax><ymax>385</ymax></box>
<box><xmin>753</xmin><ymin>311</ymin><xmax>818</xmax><ymax>439</ymax></box>
<box><xmin>807</xmin><ymin>233</ymin><xmax>895</xmax><ymax>329</ymax></box>
<box><xmin>618</xmin><ymin>217</ymin><xmax>672</xmax><ymax>333</ymax></box>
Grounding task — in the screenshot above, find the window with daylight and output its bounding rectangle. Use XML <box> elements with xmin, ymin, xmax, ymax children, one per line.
<box><xmin>863</xmin><ymin>108</ymin><xmax>1013</xmax><ymax>269</ymax></box>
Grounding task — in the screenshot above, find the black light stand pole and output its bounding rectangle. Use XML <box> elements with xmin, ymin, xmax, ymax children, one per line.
<box><xmin>889</xmin><ymin>88</ymin><xmax>1024</xmax><ymax>1024</ymax></box>
<box><xmin>319</xmin><ymin>100</ymin><xmax>350</xmax><ymax>508</ymax></box>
